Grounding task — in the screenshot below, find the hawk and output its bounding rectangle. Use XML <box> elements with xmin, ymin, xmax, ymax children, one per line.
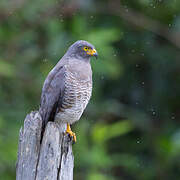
<box><xmin>40</xmin><ymin>40</ymin><xmax>98</xmax><ymax>142</ymax></box>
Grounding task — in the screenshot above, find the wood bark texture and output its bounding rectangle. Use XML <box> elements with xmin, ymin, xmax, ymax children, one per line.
<box><xmin>16</xmin><ymin>111</ymin><xmax>74</xmax><ymax>180</ymax></box>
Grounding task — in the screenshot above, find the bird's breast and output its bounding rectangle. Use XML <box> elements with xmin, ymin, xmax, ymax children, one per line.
<box><xmin>56</xmin><ymin>67</ymin><xmax>92</xmax><ymax>124</ymax></box>
<box><xmin>64</xmin><ymin>69</ymin><xmax>92</xmax><ymax>109</ymax></box>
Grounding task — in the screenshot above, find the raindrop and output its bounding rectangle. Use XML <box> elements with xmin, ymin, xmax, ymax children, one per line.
<box><xmin>141</xmin><ymin>53</ymin><xmax>145</xmax><ymax>56</ymax></box>
<box><xmin>113</xmin><ymin>54</ymin><xmax>117</xmax><ymax>57</ymax></box>
<box><xmin>142</xmin><ymin>82</ymin><xmax>145</xmax><ymax>85</ymax></box>
<box><xmin>152</xmin><ymin>111</ymin><xmax>156</xmax><ymax>115</ymax></box>
<box><xmin>135</xmin><ymin>64</ymin><xmax>139</xmax><ymax>67</ymax></box>
<box><xmin>131</xmin><ymin>49</ymin><xmax>135</xmax><ymax>53</ymax></box>
<box><xmin>135</xmin><ymin>102</ymin><xmax>139</xmax><ymax>105</ymax></box>
<box><xmin>171</xmin><ymin>116</ymin><xmax>175</xmax><ymax>120</ymax></box>
<box><xmin>43</xmin><ymin>59</ymin><xmax>48</xmax><ymax>62</ymax></box>
<box><xmin>101</xmin><ymin>76</ymin><xmax>104</xmax><ymax>80</ymax></box>
<box><xmin>137</xmin><ymin>140</ymin><xmax>140</xmax><ymax>144</ymax></box>
<box><xmin>150</xmin><ymin>108</ymin><xmax>156</xmax><ymax>116</ymax></box>
<box><xmin>90</xmin><ymin>15</ymin><xmax>94</xmax><ymax>19</ymax></box>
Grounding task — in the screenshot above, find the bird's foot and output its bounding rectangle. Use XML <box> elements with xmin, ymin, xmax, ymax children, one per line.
<box><xmin>66</xmin><ymin>123</ymin><xmax>76</xmax><ymax>143</ymax></box>
<box><xmin>66</xmin><ymin>129</ymin><xmax>76</xmax><ymax>143</ymax></box>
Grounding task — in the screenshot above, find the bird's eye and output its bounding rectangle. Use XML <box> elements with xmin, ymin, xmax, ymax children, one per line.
<box><xmin>84</xmin><ymin>47</ymin><xmax>88</xmax><ymax>51</ymax></box>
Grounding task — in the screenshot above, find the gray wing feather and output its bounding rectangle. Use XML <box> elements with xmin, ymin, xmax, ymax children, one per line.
<box><xmin>39</xmin><ymin>65</ymin><xmax>66</xmax><ymax>128</ymax></box>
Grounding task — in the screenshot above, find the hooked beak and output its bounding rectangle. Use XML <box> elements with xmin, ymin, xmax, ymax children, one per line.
<box><xmin>87</xmin><ymin>48</ymin><xmax>98</xmax><ymax>59</ymax></box>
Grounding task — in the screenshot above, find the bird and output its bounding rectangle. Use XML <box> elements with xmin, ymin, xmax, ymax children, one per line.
<box><xmin>39</xmin><ymin>40</ymin><xmax>98</xmax><ymax>142</ymax></box>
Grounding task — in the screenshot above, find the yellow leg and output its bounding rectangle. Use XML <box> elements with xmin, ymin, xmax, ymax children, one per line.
<box><xmin>66</xmin><ymin>123</ymin><xmax>76</xmax><ymax>142</ymax></box>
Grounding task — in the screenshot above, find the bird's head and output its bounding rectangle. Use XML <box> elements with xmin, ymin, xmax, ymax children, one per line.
<box><xmin>66</xmin><ymin>40</ymin><xmax>98</xmax><ymax>60</ymax></box>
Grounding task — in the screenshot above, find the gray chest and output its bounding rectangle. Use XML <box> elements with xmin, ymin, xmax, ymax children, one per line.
<box><xmin>55</xmin><ymin>67</ymin><xmax>92</xmax><ymax>124</ymax></box>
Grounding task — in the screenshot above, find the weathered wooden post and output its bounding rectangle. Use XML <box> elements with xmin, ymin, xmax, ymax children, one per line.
<box><xmin>16</xmin><ymin>111</ymin><xmax>74</xmax><ymax>180</ymax></box>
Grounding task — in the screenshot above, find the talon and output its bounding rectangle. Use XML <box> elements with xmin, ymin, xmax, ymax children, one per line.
<box><xmin>66</xmin><ymin>123</ymin><xmax>76</xmax><ymax>143</ymax></box>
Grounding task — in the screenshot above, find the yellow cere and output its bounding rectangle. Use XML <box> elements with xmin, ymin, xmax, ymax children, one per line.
<box><xmin>84</xmin><ymin>46</ymin><xmax>97</xmax><ymax>56</ymax></box>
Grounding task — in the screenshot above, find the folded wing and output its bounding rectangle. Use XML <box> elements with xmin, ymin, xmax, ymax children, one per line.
<box><xmin>40</xmin><ymin>66</ymin><xmax>66</xmax><ymax>128</ymax></box>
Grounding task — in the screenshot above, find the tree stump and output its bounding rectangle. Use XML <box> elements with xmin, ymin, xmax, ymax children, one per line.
<box><xmin>16</xmin><ymin>111</ymin><xmax>74</xmax><ymax>180</ymax></box>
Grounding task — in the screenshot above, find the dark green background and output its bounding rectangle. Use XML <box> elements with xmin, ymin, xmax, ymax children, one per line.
<box><xmin>1</xmin><ymin>0</ymin><xmax>180</xmax><ymax>179</ymax></box>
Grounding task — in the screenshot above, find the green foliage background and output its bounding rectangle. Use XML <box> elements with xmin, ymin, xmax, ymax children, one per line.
<box><xmin>0</xmin><ymin>0</ymin><xmax>180</xmax><ymax>179</ymax></box>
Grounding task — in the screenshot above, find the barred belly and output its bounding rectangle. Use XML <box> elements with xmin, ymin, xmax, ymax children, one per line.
<box><xmin>55</xmin><ymin>69</ymin><xmax>92</xmax><ymax>124</ymax></box>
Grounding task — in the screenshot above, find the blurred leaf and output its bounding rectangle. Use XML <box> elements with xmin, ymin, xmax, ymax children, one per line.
<box><xmin>0</xmin><ymin>60</ymin><xmax>15</xmax><ymax>77</ymax></box>
<box><xmin>92</xmin><ymin>120</ymin><xmax>134</xmax><ymax>144</ymax></box>
<box><xmin>88</xmin><ymin>172</ymin><xmax>115</xmax><ymax>180</ymax></box>
<box><xmin>111</xmin><ymin>153</ymin><xmax>139</xmax><ymax>170</ymax></box>
<box><xmin>171</xmin><ymin>129</ymin><xmax>180</xmax><ymax>156</ymax></box>
<box><xmin>85</xmin><ymin>28</ymin><xmax>122</xmax><ymax>46</ymax></box>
